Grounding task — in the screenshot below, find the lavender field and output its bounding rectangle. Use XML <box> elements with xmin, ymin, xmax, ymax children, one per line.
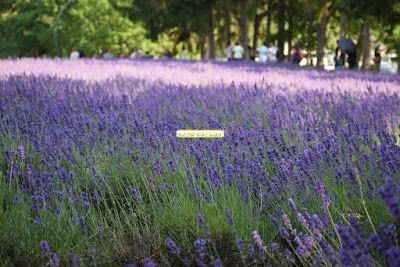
<box><xmin>0</xmin><ymin>59</ymin><xmax>399</xmax><ymax>266</ymax></box>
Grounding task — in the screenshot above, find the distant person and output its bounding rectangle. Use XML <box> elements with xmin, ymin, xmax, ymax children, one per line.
<box><xmin>162</xmin><ymin>49</ymin><xmax>172</xmax><ymax>59</ymax></box>
<box><xmin>70</xmin><ymin>48</ymin><xmax>80</xmax><ymax>59</ymax></box>
<box><xmin>79</xmin><ymin>50</ymin><xmax>85</xmax><ymax>58</ymax></box>
<box><xmin>248</xmin><ymin>45</ymin><xmax>255</xmax><ymax>61</ymax></box>
<box><xmin>129</xmin><ymin>49</ymin><xmax>136</xmax><ymax>59</ymax></box>
<box><xmin>180</xmin><ymin>46</ymin><xmax>187</xmax><ymax>60</ymax></box>
<box><xmin>143</xmin><ymin>51</ymin><xmax>153</xmax><ymax>59</ymax></box>
<box><xmin>347</xmin><ymin>51</ymin><xmax>357</xmax><ymax>69</ymax></box>
<box><xmin>137</xmin><ymin>49</ymin><xmax>143</xmax><ymax>58</ymax></box>
<box><xmin>334</xmin><ymin>40</ymin><xmax>344</xmax><ymax>69</ymax></box>
<box><xmin>292</xmin><ymin>43</ymin><xmax>303</xmax><ymax>65</ymax></box>
<box><xmin>257</xmin><ymin>43</ymin><xmax>268</xmax><ymax>63</ymax></box>
<box><xmin>374</xmin><ymin>44</ymin><xmax>382</xmax><ymax>72</ymax></box>
<box><xmin>226</xmin><ymin>42</ymin><xmax>233</xmax><ymax>61</ymax></box>
<box><xmin>268</xmin><ymin>42</ymin><xmax>278</xmax><ymax>62</ymax></box>
<box><xmin>102</xmin><ymin>48</ymin><xmax>114</xmax><ymax>60</ymax></box>
<box><xmin>233</xmin><ymin>42</ymin><xmax>244</xmax><ymax>60</ymax></box>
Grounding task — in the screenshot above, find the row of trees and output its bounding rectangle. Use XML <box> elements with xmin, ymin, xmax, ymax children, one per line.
<box><xmin>1</xmin><ymin>0</ymin><xmax>399</xmax><ymax>70</ymax></box>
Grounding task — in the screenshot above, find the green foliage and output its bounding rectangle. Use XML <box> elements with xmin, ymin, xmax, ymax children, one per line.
<box><xmin>0</xmin><ymin>0</ymin><xmax>56</xmax><ymax>57</ymax></box>
<box><xmin>1</xmin><ymin>0</ymin><xmax>399</xmax><ymax>60</ymax></box>
<box><xmin>0</xmin><ymin>0</ymin><xmax>153</xmax><ymax>58</ymax></box>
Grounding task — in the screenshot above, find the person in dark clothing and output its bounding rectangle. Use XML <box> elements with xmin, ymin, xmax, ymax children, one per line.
<box><xmin>334</xmin><ymin>40</ymin><xmax>345</xmax><ymax>69</ymax></box>
<box><xmin>248</xmin><ymin>45</ymin><xmax>255</xmax><ymax>61</ymax></box>
<box><xmin>292</xmin><ymin>43</ymin><xmax>303</xmax><ymax>65</ymax></box>
<box><xmin>374</xmin><ymin>45</ymin><xmax>382</xmax><ymax>72</ymax></box>
<box><xmin>347</xmin><ymin>51</ymin><xmax>357</xmax><ymax>69</ymax></box>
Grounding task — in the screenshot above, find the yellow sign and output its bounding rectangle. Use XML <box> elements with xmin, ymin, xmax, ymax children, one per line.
<box><xmin>176</xmin><ymin>130</ymin><xmax>224</xmax><ymax>139</ymax></box>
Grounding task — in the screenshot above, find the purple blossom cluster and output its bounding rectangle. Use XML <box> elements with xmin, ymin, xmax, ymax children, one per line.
<box><xmin>0</xmin><ymin>59</ymin><xmax>399</xmax><ymax>265</ymax></box>
<box><xmin>39</xmin><ymin>241</ymin><xmax>60</xmax><ymax>267</ymax></box>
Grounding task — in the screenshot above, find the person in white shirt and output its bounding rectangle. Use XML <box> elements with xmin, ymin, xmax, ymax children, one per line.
<box><xmin>70</xmin><ymin>48</ymin><xmax>80</xmax><ymax>59</ymax></box>
<box><xmin>102</xmin><ymin>48</ymin><xmax>114</xmax><ymax>60</ymax></box>
<box><xmin>268</xmin><ymin>42</ymin><xmax>278</xmax><ymax>62</ymax></box>
<box><xmin>233</xmin><ymin>42</ymin><xmax>244</xmax><ymax>60</ymax></box>
<box><xmin>129</xmin><ymin>49</ymin><xmax>136</xmax><ymax>59</ymax></box>
<box><xmin>257</xmin><ymin>43</ymin><xmax>268</xmax><ymax>63</ymax></box>
<box><xmin>180</xmin><ymin>45</ymin><xmax>187</xmax><ymax>60</ymax></box>
<box><xmin>226</xmin><ymin>42</ymin><xmax>232</xmax><ymax>61</ymax></box>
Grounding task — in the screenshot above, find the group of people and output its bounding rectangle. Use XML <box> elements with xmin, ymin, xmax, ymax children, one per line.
<box><xmin>72</xmin><ymin>39</ymin><xmax>383</xmax><ymax>72</ymax></box>
<box><xmin>225</xmin><ymin>42</ymin><xmax>279</xmax><ymax>63</ymax></box>
<box><xmin>225</xmin><ymin>41</ymin><xmax>304</xmax><ymax>65</ymax></box>
<box><xmin>334</xmin><ymin>39</ymin><xmax>382</xmax><ymax>71</ymax></box>
<box><xmin>334</xmin><ymin>40</ymin><xmax>357</xmax><ymax>69</ymax></box>
<box><xmin>70</xmin><ymin>47</ymin><xmax>149</xmax><ymax>60</ymax></box>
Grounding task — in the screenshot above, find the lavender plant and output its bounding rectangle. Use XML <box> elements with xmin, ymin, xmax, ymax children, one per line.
<box><xmin>0</xmin><ymin>59</ymin><xmax>399</xmax><ymax>266</ymax></box>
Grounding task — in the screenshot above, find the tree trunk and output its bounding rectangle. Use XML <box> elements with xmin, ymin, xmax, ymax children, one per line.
<box><xmin>361</xmin><ymin>17</ymin><xmax>371</xmax><ymax>70</ymax></box>
<box><xmin>224</xmin><ymin>6</ymin><xmax>231</xmax><ymax>44</ymax></box>
<box><xmin>266</xmin><ymin>0</ymin><xmax>272</xmax><ymax>43</ymax></box>
<box><xmin>306</xmin><ymin>18</ymin><xmax>313</xmax><ymax>65</ymax></box>
<box><xmin>208</xmin><ymin>3</ymin><xmax>215</xmax><ymax>59</ymax></box>
<box><xmin>277</xmin><ymin>0</ymin><xmax>285</xmax><ymax>61</ymax></box>
<box><xmin>239</xmin><ymin>0</ymin><xmax>249</xmax><ymax>59</ymax></box>
<box><xmin>316</xmin><ymin>2</ymin><xmax>333</xmax><ymax>68</ymax></box>
<box><xmin>199</xmin><ymin>35</ymin><xmax>207</xmax><ymax>60</ymax></box>
<box><xmin>53</xmin><ymin>0</ymin><xmax>74</xmax><ymax>57</ymax></box>
<box><xmin>287</xmin><ymin>1</ymin><xmax>293</xmax><ymax>62</ymax></box>
<box><xmin>253</xmin><ymin>14</ymin><xmax>261</xmax><ymax>50</ymax></box>
<box><xmin>339</xmin><ymin>12</ymin><xmax>346</xmax><ymax>38</ymax></box>
<box><xmin>355</xmin><ymin>24</ymin><xmax>363</xmax><ymax>68</ymax></box>
<box><xmin>397</xmin><ymin>46</ymin><xmax>400</xmax><ymax>74</ymax></box>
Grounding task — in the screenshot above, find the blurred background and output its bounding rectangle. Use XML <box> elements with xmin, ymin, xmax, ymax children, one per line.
<box><xmin>0</xmin><ymin>0</ymin><xmax>399</xmax><ymax>72</ymax></box>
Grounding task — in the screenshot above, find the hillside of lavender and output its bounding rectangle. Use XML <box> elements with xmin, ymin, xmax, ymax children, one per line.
<box><xmin>0</xmin><ymin>59</ymin><xmax>399</xmax><ymax>266</ymax></box>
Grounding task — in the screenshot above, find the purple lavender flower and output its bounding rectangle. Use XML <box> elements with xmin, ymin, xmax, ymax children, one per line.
<box><xmin>288</xmin><ymin>198</ymin><xmax>297</xmax><ymax>213</ymax></box>
<box><xmin>378</xmin><ymin>178</ymin><xmax>400</xmax><ymax>220</ymax></box>
<box><xmin>251</xmin><ymin>230</ymin><xmax>263</xmax><ymax>247</ymax></box>
<box><xmin>165</xmin><ymin>237</ymin><xmax>181</xmax><ymax>255</ymax></box>
<box><xmin>194</xmin><ymin>238</ymin><xmax>208</xmax><ymax>259</ymax></box>
<box><xmin>69</xmin><ymin>255</ymin><xmax>80</xmax><ymax>267</ymax></box>
<box><xmin>317</xmin><ymin>181</ymin><xmax>332</xmax><ymax>207</ymax></box>
<box><xmin>211</xmin><ymin>257</ymin><xmax>223</xmax><ymax>267</ymax></box>
<box><xmin>50</xmin><ymin>253</ymin><xmax>60</xmax><ymax>267</ymax></box>
<box><xmin>33</xmin><ymin>216</ymin><xmax>43</xmax><ymax>225</ymax></box>
<box><xmin>236</xmin><ymin>238</ymin><xmax>246</xmax><ymax>260</ymax></box>
<box><xmin>40</xmin><ymin>240</ymin><xmax>51</xmax><ymax>255</ymax></box>
<box><xmin>182</xmin><ymin>256</ymin><xmax>191</xmax><ymax>266</ymax></box>
<box><xmin>384</xmin><ymin>246</ymin><xmax>400</xmax><ymax>267</ymax></box>
<box><xmin>78</xmin><ymin>216</ymin><xmax>86</xmax><ymax>233</ymax></box>
<box><xmin>129</xmin><ymin>187</ymin><xmax>142</xmax><ymax>202</ymax></box>
<box><xmin>197</xmin><ymin>214</ymin><xmax>207</xmax><ymax>231</ymax></box>
<box><xmin>210</xmin><ymin>169</ymin><xmax>221</xmax><ymax>189</ymax></box>
<box><xmin>144</xmin><ymin>257</ymin><xmax>156</xmax><ymax>267</ymax></box>
<box><xmin>17</xmin><ymin>145</ymin><xmax>25</xmax><ymax>160</ymax></box>
<box><xmin>247</xmin><ymin>243</ymin><xmax>256</xmax><ymax>258</ymax></box>
<box><xmin>82</xmin><ymin>201</ymin><xmax>91</xmax><ymax>209</ymax></box>
<box><xmin>282</xmin><ymin>214</ymin><xmax>293</xmax><ymax>230</ymax></box>
<box><xmin>271</xmin><ymin>242</ymin><xmax>280</xmax><ymax>251</ymax></box>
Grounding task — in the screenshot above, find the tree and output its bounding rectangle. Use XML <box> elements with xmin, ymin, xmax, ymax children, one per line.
<box><xmin>208</xmin><ymin>1</ymin><xmax>216</xmax><ymax>59</ymax></box>
<box><xmin>277</xmin><ymin>0</ymin><xmax>285</xmax><ymax>60</ymax></box>
<box><xmin>53</xmin><ymin>0</ymin><xmax>74</xmax><ymax>57</ymax></box>
<box><xmin>316</xmin><ymin>1</ymin><xmax>335</xmax><ymax>68</ymax></box>
<box><xmin>238</xmin><ymin>0</ymin><xmax>250</xmax><ymax>59</ymax></box>
<box><xmin>251</xmin><ymin>0</ymin><xmax>268</xmax><ymax>50</ymax></box>
<box><xmin>343</xmin><ymin>0</ymin><xmax>400</xmax><ymax>69</ymax></box>
<box><xmin>0</xmin><ymin>0</ymin><xmax>57</xmax><ymax>57</ymax></box>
